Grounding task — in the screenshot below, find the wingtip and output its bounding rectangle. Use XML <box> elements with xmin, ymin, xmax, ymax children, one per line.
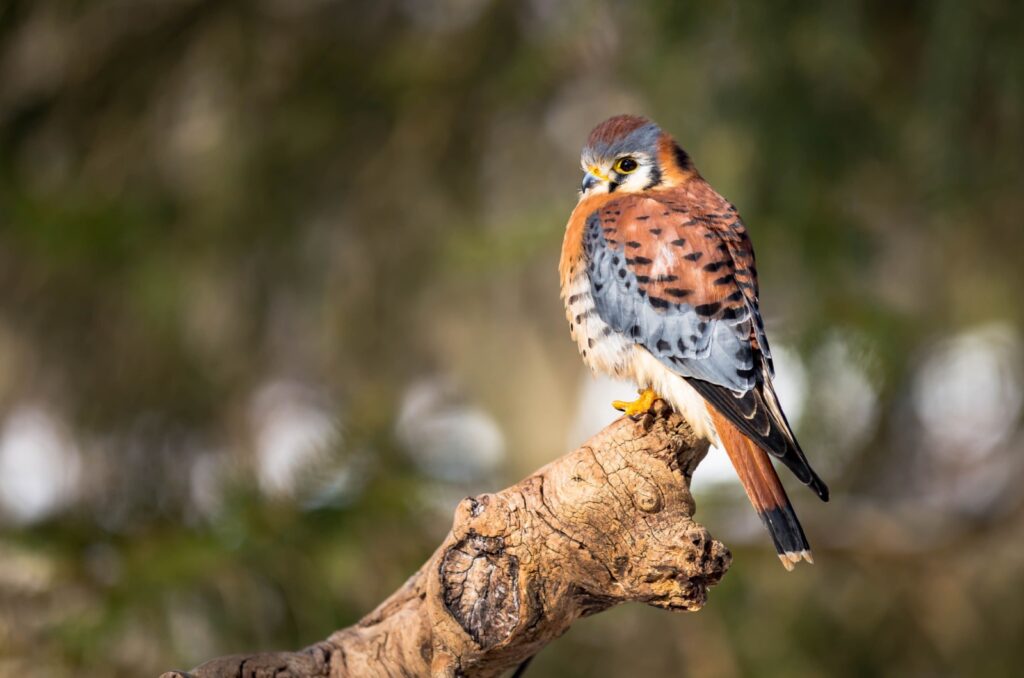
<box><xmin>808</xmin><ymin>475</ymin><xmax>830</xmax><ymax>502</ymax></box>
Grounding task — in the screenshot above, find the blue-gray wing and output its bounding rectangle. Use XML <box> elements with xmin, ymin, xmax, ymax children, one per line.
<box><xmin>582</xmin><ymin>194</ymin><xmax>759</xmax><ymax>392</ymax></box>
<box><xmin>583</xmin><ymin>192</ymin><xmax>829</xmax><ymax>500</ymax></box>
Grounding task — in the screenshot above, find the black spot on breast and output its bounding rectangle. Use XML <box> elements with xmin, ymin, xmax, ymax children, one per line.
<box><xmin>714</xmin><ymin>274</ymin><xmax>735</xmax><ymax>286</ymax></box>
<box><xmin>695</xmin><ymin>302</ymin><xmax>721</xmax><ymax>316</ymax></box>
<box><xmin>626</xmin><ymin>241</ymin><xmax>641</xmax><ymax>248</ymax></box>
<box><xmin>726</xmin><ymin>290</ymin><xmax>743</xmax><ymax>301</ymax></box>
<box><xmin>671</xmin><ymin>238</ymin><xmax>687</xmax><ymax>247</ymax></box>
<box><xmin>703</xmin><ymin>261</ymin><xmax>729</xmax><ymax>273</ymax></box>
<box><xmin>665</xmin><ymin>288</ymin><xmax>693</xmax><ymax>298</ymax></box>
<box><xmin>630</xmin><ymin>325</ymin><xmax>642</xmax><ymax>337</ymax></box>
<box><xmin>618</xmin><ymin>269</ymin><xmax>627</xmax><ymax>278</ymax></box>
<box><xmin>649</xmin><ymin>296</ymin><xmax>670</xmax><ymax>309</ymax></box>
<box><xmin>635</xmin><ymin>275</ymin><xmax>650</xmax><ymax>283</ymax></box>
<box><xmin>636</xmin><ymin>215</ymin><xmax>650</xmax><ymax>221</ymax></box>
<box><xmin>683</xmin><ymin>251</ymin><xmax>703</xmax><ymax>261</ymax></box>
<box><xmin>650</xmin><ymin>228</ymin><xmax>662</xmax><ymax>235</ymax></box>
<box><xmin>631</xmin><ymin>256</ymin><xmax>653</xmax><ymax>265</ymax></box>
<box><xmin>656</xmin><ymin>339</ymin><xmax>671</xmax><ymax>352</ymax></box>
<box><xmin>594</xmin><ymin>282</ymin><xmax>604</xmax><ymax>292</ymax></box>
<box><xmin>653</xmin><ymin>274</ymin><xmax>678</xmax><ymax>282</ymax></box>
<box><xmin>588</xmin><ymin>338</ymin><xmax>596</xmax><ymax>349</ymax></box>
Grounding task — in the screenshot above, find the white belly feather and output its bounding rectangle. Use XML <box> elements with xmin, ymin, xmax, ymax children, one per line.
<box><xmin>563</xmin><ymin>273</ymin><xmax>720</xmax><ymax>444</ymax></box>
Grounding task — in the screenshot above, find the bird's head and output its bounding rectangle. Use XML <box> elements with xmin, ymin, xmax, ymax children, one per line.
<box><xmin>579</xmin><ymin>114</ymin><xmax>694</xmax><ymax>198</ymax></box>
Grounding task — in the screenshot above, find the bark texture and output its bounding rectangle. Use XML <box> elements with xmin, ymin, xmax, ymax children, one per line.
<box><xmin>161</xmin><ymin>402</ymin><xmax>731</xmax><ymax>678</ymax></box>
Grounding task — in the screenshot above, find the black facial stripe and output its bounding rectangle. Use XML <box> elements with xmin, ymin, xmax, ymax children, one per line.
<box><xmin>672</xmin><ymin>143</ymin><xmax>693</xmax><ymax>170</ymax></box>
<box><xmin>643</xmin><ymin>162</ymin><xmax>662</xmax><ymax>189</ymax></box>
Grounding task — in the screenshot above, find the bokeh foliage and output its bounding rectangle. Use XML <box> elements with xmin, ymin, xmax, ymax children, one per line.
<box><xmin>1</xmin><ymin>1</ymin><xmax>1024</xmax><ymax>676</ymax></box>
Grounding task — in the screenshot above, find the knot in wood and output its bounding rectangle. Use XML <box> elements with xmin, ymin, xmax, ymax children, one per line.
<box><xmin>453</xmin><ymin>493</ymin><xmax>508</xmax><ymax>539</ymax></box>
<box><xmin>570</xmin><ymin>456</ymin><xmax>602</xmax><ymax>483</ymax></box>
<box><xmin>440</xmin><ymin>533</ymin><xmax>520</xmax><ymax>649</ymax></box>
<box><xmin>633</xmin><ymin>485</ymin><xmax>662</xmax><ymax>513</ymax></box>
<box><xmin>635</xmin><ymin>525</ymin><xmax>731</xmax><ymax>612</ymax></box>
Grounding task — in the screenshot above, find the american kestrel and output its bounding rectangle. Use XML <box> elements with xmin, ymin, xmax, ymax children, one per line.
<box><xmin>560</xmin><ymin>115</ymin><xmax>829</xmax><ymax>569</ymax></box>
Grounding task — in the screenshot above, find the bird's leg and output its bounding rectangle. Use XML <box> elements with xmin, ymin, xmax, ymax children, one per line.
<box><xmin>612</xmin><ymin>387</ymin><xmax>659</xmax><ymax>417</ymax></box>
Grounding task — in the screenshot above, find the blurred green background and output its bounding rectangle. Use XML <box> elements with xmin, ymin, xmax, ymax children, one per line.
<box><xmin>2</xmin><ymin>1</ymin><xmax>1024</xmax><ymax>676</ymax></box>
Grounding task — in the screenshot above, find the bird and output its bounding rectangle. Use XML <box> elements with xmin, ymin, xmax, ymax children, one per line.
<box><xmin>559</xmin><ymin>114</ymin><xmax>829</xmax><ymax>569</ymax></box>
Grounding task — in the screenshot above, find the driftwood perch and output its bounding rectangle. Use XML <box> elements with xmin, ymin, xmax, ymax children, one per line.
<box><xmin>161</xmin><ymin>402</ymin><xmax>731</xmax><ymax>677</ymax></box>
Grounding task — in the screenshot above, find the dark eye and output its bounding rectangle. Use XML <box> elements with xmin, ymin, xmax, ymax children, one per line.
<box><xmin>614</xmin><ymin>157</ymin><xmax>638</xmax><ymax>174</ymax></box>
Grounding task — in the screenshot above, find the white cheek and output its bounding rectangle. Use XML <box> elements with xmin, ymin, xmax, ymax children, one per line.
<box><xmin>620</xmin><ymin>166</ymin><xmax>656</xmax><ymax>191</ymax></box>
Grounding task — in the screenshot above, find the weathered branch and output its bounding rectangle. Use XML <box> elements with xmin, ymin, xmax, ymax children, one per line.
<box><xmin>161</xmin><ymin>402</ymin><xmax>731</xmax><ymax>678</ymax></box>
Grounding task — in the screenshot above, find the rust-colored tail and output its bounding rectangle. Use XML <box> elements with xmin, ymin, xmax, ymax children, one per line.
<box><xmin>709</xmin><ymin>409</ymin><xmax>813</xmax><ymax>570</ymax></box>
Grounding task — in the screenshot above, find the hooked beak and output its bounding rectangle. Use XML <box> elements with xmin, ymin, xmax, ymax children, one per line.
<box><xmin>581</xmin><ymin>167</ymin><xmax>608</xmax><ymax>193</ymax></box>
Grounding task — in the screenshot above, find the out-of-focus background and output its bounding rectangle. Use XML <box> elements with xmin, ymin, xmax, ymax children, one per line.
<box><xmin>1</xmin><ymin>1</ymin><xmax>1023</xmax><ymax>675</ymax></box>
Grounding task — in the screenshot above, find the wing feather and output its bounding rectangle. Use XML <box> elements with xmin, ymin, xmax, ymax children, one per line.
<box><xmin>687</xmin><ymin>378</ymin><xmax>829</xmax><ymax>500</ymax></box>
<box><xmin>584</xmin><ymin>187</ymin><xmax>827</xmax><ymax>500</ymax></box>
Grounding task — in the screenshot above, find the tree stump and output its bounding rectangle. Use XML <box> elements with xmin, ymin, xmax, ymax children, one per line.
<box><xmin>161</xmin><ymin>401</ymin><xmax>731</xmax><ymax>677</ymax></box>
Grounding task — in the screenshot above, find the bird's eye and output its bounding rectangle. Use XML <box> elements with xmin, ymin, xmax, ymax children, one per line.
<box><xmin>613</xmin><ymin>157</ymin><xmax>639</xmax><ymax>174</ymax></box>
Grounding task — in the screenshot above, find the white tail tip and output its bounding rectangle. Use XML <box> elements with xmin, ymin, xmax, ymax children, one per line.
<box><xmin>778</xmin><ymin>550</ymin><xmax>814</xmax><ymax>571</ymax></box>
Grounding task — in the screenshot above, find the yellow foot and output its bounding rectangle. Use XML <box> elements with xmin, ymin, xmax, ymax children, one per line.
<box><xmin>612</xmin><ymin>387</ymin><xmax>659</xmax><ymax>417</ymax></box>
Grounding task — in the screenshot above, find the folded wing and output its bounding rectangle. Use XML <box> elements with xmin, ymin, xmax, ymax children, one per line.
<box><xmin>583</xmin><ymin>188</ymin><xmax>828</xmax><ymax>500</ymax></box>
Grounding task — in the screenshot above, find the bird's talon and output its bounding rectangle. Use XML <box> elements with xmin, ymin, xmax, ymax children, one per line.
<box><xmin>612</xmin><ymin>387</ymin><xmax>659</xmax><ymax>417</ymax></box>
